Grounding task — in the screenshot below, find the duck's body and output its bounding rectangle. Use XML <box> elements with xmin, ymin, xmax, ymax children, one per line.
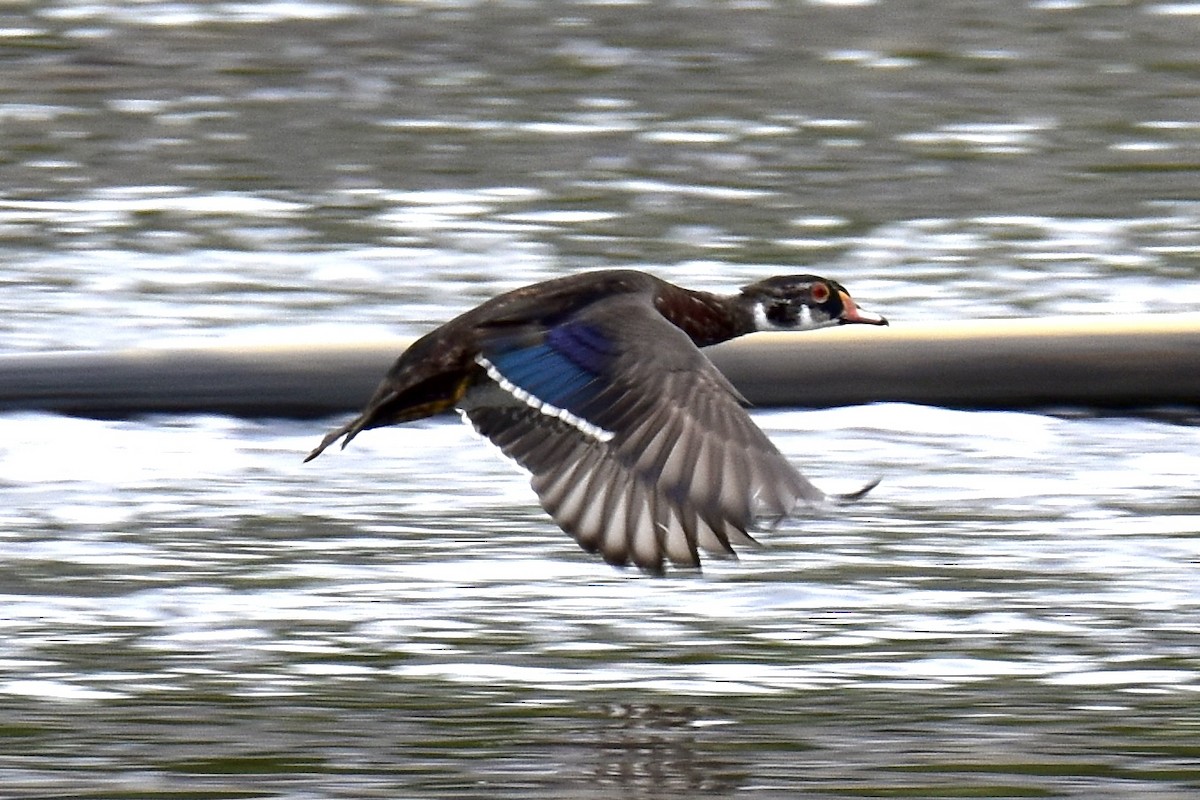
<box><xmin>307</xmin><ymin>269</ymin><xmax>886</xmax><ymax>573</ymax></box>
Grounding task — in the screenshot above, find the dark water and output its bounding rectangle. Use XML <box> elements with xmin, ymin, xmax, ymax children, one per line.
<box><xmin>2</xmin><ymin>1</ymin><xmax>1200</xmax><ymax>797</ymax></box>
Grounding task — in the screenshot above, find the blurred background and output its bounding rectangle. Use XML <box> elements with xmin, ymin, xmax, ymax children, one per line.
<box><xmin>1</xmin><ymin>1</ymin><xmax>1199</xmax><ymax>798</ymax></box>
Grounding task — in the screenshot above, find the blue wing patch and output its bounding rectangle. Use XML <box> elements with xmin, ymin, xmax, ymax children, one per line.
<box><xmin>546</xmin><ymin>322</ymin><xmax>616</xmax><ymax>374</ymax></box>
<box><xmin>478</xmin><ymin>322</ymin><xmax>617</xmax><ymax>434</ymax></box>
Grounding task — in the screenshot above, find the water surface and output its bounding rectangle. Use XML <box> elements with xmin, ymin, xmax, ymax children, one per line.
<box><xmin>2</xmin><ymin>407</ymin><xmax>1199</xmax><ymax>797</ymax></box>
<box><xmin>2</xmin><ymin>1</ymin><xmax>1199</xmax><ymax>797</ymax></box>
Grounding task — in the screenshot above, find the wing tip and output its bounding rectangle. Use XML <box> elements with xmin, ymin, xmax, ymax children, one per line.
<box><xmin>833</xmin><ymin>476</ymin><xmax>882</xmax><ymax>503</ymax></box>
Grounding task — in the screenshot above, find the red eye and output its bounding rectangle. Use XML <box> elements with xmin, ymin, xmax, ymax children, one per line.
<box><xmin>811</xmin><ymin>282</ymin><xmax>831</xmax><ymax>303</ymax></box>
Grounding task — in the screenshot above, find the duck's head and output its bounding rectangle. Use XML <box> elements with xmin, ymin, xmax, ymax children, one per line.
<box><xmin>740</xmin><ymin>275</ymin><xmax>888</xmax><ymax>332</ymax></box>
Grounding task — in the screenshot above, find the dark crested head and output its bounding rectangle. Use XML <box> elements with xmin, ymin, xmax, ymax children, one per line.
<box><xmin>739</xmin><ymin>274</ymin><xmax>888</xmax><ymax>331</ymax></box>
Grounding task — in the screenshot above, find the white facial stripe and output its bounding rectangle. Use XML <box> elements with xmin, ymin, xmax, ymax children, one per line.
<box><xmin>475</xmin><ymin>354</ymin><xmax>615</xmax><ymax>442</ymax></box>
<box><xmin>752</xmin><ymin>301</ymin><xmax>837</xmax><ymax>332</ymax></box>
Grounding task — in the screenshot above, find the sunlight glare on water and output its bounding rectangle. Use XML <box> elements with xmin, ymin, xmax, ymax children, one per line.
<box><xmin>2</xmin><ymin>404</ymin><xmax>1199</xmax><ymax>796</ymax></box>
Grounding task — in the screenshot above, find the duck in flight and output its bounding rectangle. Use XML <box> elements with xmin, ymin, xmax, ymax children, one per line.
<box><xmin>306</xmin><ymin>269</ymin><xmax>887</xmax><ymax>574</ymax></box>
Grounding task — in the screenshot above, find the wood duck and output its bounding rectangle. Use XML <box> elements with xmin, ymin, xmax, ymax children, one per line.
<box><xmin>306</xmin><ymin>269</ymin><xmax>887</xmax><ymax>574</ymax></box>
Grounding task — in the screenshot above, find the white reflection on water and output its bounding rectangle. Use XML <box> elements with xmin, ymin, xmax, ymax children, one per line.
<box><xmin>896</xmin><ymin>120</ymin><xmax>1051</xmax><ymax>155</ymax></box>
<box><xmin>41</xmin><ymin>0</ymin><xmax>359</xmax><ymax>26</ymax></box>
<box><xmin>0</xmin><ymin>402</ymin><xmax>1198</xmax><ymax>799</ymax></box>
<box><xmin>5</xmin><ymin>184</ymin><xmax>1200</xmax><ymax>354</ymax></box>
<box><xmin>1</xmin><ymin>405</ymin><xmax>1197</xmax><ymax>703</ymax></box>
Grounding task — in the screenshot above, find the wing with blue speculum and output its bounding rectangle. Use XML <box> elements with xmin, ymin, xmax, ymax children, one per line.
<box><xmin>459</xmin><ymin>296</ymin><xmax>823</xmax><ymax>573</ymax></box>
<box><xmin>474</xmin><ymin>320</ymin><xmax>619</xmax><ymax>442</ymax></box>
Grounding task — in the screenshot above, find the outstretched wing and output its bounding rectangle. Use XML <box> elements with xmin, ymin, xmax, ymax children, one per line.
<box><xmin>459</xmin><ymin>295</ymin><xmax>823</xmax><ymax>573</ymax></box>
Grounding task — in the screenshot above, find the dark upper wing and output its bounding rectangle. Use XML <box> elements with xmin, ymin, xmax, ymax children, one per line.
<box><xmin>460</xmin><ymin>294</ymin><xmax>823</xmax><ymax>572</ymax></box>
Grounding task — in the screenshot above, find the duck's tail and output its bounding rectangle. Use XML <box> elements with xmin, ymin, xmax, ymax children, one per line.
<box><xmin>303</xmin><ymin>413</ymin><xmax>372</xmax><ymax>462</ymax></box>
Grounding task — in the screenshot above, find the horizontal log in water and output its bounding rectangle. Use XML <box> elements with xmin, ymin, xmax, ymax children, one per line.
<box><xmin>707</xmin><ymin>314</ymin><xmax>1200</xmax><ymax>413</ymax></box>
<box><xmin>0</xmin><ymin>315</ymin><xmax>1198</xmax><ymax>419</ymax></box>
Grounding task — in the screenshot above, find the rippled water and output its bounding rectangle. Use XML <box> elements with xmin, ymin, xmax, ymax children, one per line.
<box><xmin>3</xmin><ymin>407</ymin><xmax>1199</xmax><ymax>797</ymax></box>
<box><xmin>2</xmin><ymin>1</ymin><xmax>1200</xmax><ymax>797</ymax></box>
